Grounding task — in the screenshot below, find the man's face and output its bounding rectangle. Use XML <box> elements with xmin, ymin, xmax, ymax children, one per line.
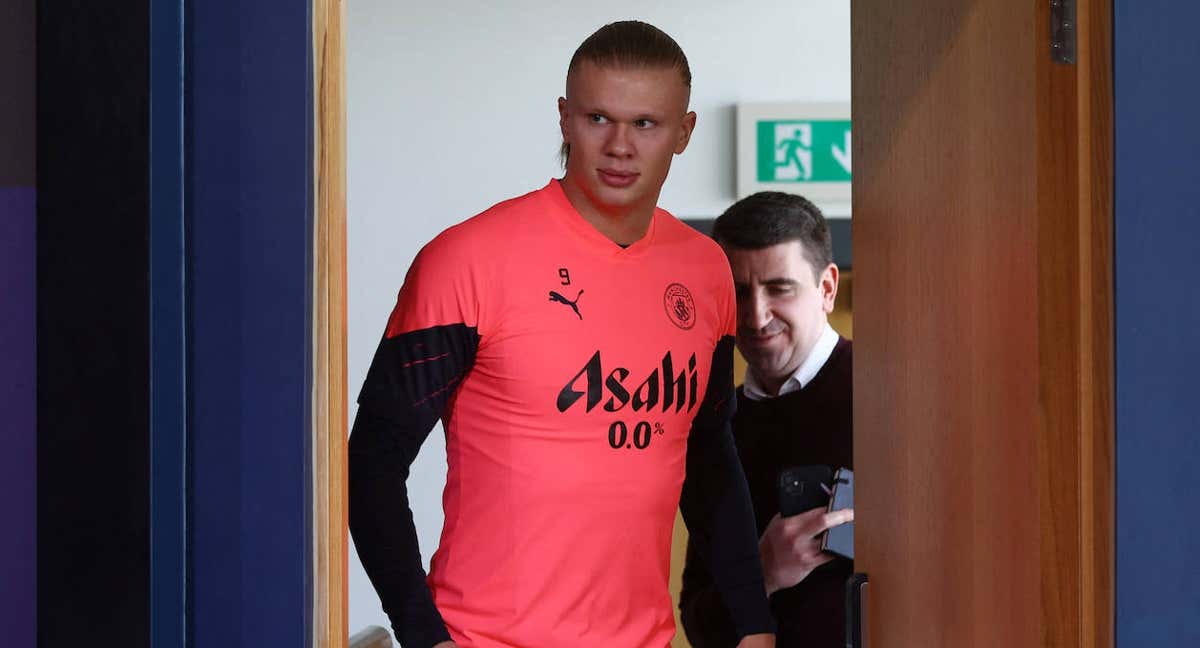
<box><xmin>725</xmin><ymin>241</ymin><xmax>838</xmax><ymax>391</ymax></box>
<box><xmin>558</xmin><ymin>61</ymin><xmax>696</xmax><ymax>218</ymax></box>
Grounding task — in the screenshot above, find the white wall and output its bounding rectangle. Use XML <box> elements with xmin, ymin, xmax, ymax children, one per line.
<box><xmin>347</xmin><ymin>2</ymin><xmax>849</xmax><ymax>641</ymax></box>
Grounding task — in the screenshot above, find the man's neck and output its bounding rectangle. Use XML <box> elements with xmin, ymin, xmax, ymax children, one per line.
<box><xmin>746</xmin><ymin>363</ymin><xmax>796</xmax><ymax>399</ymax></box>
<box><xmin>557</xmin><ymin>177</ymin><xmax>656</xmax><ymax>246</ymax></box>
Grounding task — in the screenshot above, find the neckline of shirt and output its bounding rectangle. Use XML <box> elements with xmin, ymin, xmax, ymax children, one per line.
<box><xmin>742</xmin><ymin>323</ymin><xmax>841</xmax><ymax>401</ymax></box>
<box><xmin>540</xmin><ymin>178</ymin><xmax>661</xmax><ymax>259</ymax></box>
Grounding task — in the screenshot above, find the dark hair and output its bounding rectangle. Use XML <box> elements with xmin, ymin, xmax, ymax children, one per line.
<box><xmin>712</xmin><ymin>192</ymin><xmax>833</xmax><ymax>280</ymax></box>
<box><xmin>560</xmin><ymin>21</ymin><xmax>691</xmax><ymax>166</ymax></box>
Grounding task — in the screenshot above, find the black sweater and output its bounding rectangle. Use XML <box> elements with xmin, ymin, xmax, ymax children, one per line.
<box><xmin>680</xmin><ymin>337</ymin><xmax>853</xmax><ymax>648</ymax></box>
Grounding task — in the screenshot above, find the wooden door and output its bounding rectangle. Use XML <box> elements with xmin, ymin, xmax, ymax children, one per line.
<box><xmin>851</xmin><ymin>1</ymin><xmax>1112</xmax><ymax>646</ymax></box>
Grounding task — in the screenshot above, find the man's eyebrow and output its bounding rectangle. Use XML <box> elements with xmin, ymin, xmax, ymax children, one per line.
<box><xmin>585</xmin><ymin>105</ymin><xmax>665</xmax><ymax>121</ymax></box>
<box><xmin>733</xmin><ymin>278</ymin><xmax>799</xmax><ymax>290</ymax></box>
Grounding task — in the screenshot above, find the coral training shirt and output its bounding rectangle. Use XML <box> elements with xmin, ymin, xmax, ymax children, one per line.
<box><xmin>363</xmin><ymin>180</ymin><xmax>741</xmax><ymax>647</ymax></box>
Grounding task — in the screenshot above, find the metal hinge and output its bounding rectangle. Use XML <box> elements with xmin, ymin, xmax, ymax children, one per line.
<box><xmin>1051</xmin><ymin>0</ymin><xmax>1077</xmax><ymax>64</ymax></box>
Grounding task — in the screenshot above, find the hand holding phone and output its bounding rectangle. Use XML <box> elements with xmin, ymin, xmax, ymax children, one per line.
<box><xmin>759</xmin><ymin>506</ymin><xmax>853</xmax><ymax>593</ymax></box>
<box><xmin>762</xmin><ymin>465</ymin><xmax>846</xmax><ymax>594</ymax></box>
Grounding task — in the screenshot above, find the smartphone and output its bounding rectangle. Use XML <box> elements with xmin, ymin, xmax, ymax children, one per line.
<box><xmin>821</xmin><ymin>467</ymin><xmax>854</xmax><ymax>560</ymax></box>
<box><xmin>776</xmin><ymin>465</ymin><xmax>833</xmax><ymax>518</ymax></box>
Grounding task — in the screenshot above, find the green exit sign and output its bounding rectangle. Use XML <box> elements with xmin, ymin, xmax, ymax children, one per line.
<box><xmin>737</xmin><ymin>103</ymin><xmax>851</xmax><ymax>206</ymax></box>
<box><xmin>756</xmin><ymin>119</ymin><xmax>852</xmax><ymax>183</ymax></box>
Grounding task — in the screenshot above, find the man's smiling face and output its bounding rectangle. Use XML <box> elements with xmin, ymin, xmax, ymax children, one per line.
<box><xmin>726</xmin><ymin>240</ymin><xmax>837</xmax><ymax>393</ymax></box>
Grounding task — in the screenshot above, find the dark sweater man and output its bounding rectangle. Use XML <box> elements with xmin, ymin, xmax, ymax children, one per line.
<box><xmin>682</xmin><ymin>190</ymin><xmax>855</xmax><ymax>648</ymax></box>
<box><xmin>680</xmin><ymin>336</ymin><xmax>853</xmax><ymax>647</ymax></box>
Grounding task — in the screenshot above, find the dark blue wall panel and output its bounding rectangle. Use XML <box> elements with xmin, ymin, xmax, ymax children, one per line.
<box><xmin>1114</xmin><ymin>2</ymin><xmax>1200</xmax><ymax>645</ymax></box>
<box><xmin>150</xmin><ymin>0</ymin><xmax>187</xmax><ymax>646</ymax></box>
<box><xmin>188</xmin><ymin>0</ymin><xmax>312</xmax><ymax>645</ymax></box>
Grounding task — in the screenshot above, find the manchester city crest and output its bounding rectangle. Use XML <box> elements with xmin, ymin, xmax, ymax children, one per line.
<box><xmin>663</xmin><ymin>283</ymin><xmax>696</xmax><ymax>330</ymax></box>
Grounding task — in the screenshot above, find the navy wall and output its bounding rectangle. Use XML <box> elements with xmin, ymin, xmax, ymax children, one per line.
<box><xmin>19</xmin><ymin>2</ymin><xmax>312</xmax><ymax>644</ymax></box>
<box><xmin>0</xmin><ymin>0</ymin><xmax>36</xmax><ymax>644</ymax></box>
<box><xmin>1114</xmin><ymin>2</ymin><xmax>1200</xmax><ymax>645</ymax></box>
<box><xmin>187</xmin><ymin>1</ymin><xmax>313</xmax><ymax>645</ymax></box>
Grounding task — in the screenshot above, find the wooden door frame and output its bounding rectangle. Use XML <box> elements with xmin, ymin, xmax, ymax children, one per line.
<box><xmin>1036</xmin><ymin>1</ymin><xmax>1114</xmax><ymax>644</ymax></box>
<box><xmin>314</xmin><ymin>1</ymin><xmax>348</xmax><ymax>647</ymax></box>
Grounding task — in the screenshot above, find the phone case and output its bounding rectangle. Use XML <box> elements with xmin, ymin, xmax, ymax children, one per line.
<box><xmin>822</xmin><ymin>467</ymin><xmax>854</xmax><ymax>560</ymax></box>
<box><xmin>776</xmin><ymin>465</ymin><xmax>833</xmax><ymax>517</ymax></box>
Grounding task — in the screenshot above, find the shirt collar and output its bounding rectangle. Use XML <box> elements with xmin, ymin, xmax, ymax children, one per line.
<box><xmin>743</xmin><ymin>323</ymin><xmax>840</xmax><ymax>401</ymax></box>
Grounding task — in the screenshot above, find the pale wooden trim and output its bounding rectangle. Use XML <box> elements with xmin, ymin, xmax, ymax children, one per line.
<box><xmin>313</xmin><ymin>1</ymin><xmax>348</xmax><ymax>647</ymax></box>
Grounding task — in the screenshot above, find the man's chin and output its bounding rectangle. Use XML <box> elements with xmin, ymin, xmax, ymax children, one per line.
<box><xmin>590</xmin><ymin>184</ymin><xmax>644</xmax><ymax>211</ymax></box>
<box><xmin>741</xmin><ymin>352</ymin><xmax>784</xmax><ymax>374</ymax></box>
<box><xmin>738</xmin><ymin>341</ymin><xmax>782</xmax><ymax>360</ymax></box>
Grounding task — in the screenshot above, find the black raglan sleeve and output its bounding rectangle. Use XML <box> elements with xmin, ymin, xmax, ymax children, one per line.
<box><xmin>349</xmin><ymin>322</ymin><xmax>479</xmax><ymax>648</ymax></box>
<box><xmin>680</xmin><ymin>533</ymin><xmax>741</xmax><ymax>648</ymax></box>
<box><xmin>678</xmin><ymin>335</ymin><xmax>775</xmax><ymax>644</ymax></box>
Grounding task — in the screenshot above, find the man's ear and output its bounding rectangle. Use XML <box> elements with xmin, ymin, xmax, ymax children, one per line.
<box><xmin>821</xmin><ymin>264</ymin><xmax>840</xmax><ymax>313</ymax></box>
<box><xmin>558</xmin><ymin>97</ymin><xmax>569</xmax><ymax>142</ymax></box>
<box><xmin>675</xmin><ymin>111</ymin><xmax>697</xmax><ymax>155</ymax></box>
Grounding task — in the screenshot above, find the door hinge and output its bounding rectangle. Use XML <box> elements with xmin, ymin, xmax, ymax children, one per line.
<box><xmin>1051</xmin><ymin>0</ymin><xmax>1077</xmax><ymax>64</ymax></box>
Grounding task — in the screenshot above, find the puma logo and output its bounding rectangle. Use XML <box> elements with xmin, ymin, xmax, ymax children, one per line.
<box><xmin>549</xmin><ymin>289</ymin><xmax>583</xmax><ymax>320</ymax></box>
